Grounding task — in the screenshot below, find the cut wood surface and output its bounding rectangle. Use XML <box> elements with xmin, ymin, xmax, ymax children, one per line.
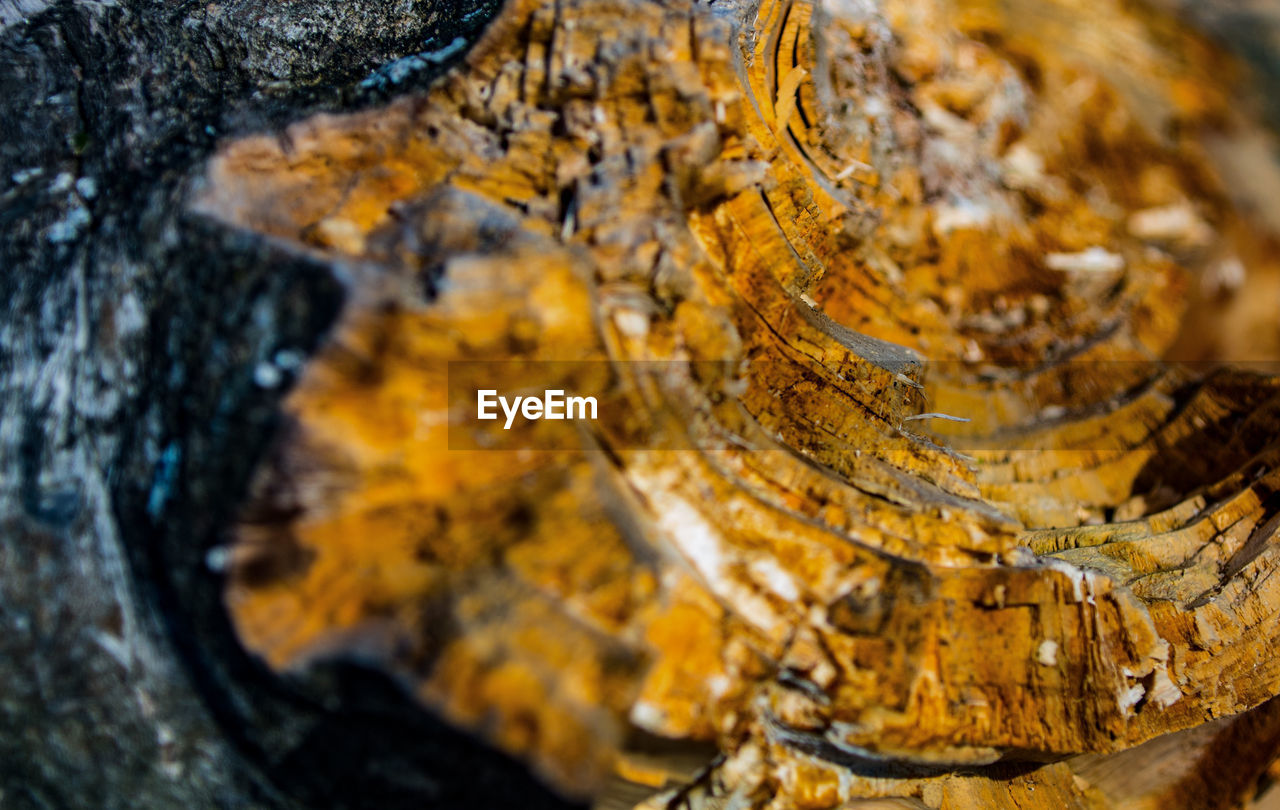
<box><xmin>196</xmin><ymin>0</ymin><xmax>1280</xmax><ymax>807</ymax></box>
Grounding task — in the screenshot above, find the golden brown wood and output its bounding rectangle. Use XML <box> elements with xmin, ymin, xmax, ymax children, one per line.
<box><xmin>194</xmin><ymin>0</ymin><xmax>1280</xmax><ymax>806</ymax></box>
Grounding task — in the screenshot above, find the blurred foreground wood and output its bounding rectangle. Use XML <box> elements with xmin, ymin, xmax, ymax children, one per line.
<box><xmin>198</xmin><ymin>0</ymin><xmax>1280</xmax><ymax>807</ymax></box>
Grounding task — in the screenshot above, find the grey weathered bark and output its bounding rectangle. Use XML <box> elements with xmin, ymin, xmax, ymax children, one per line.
<box><xmin>0</xmin><ymin>0</ymin><xmax>583</xmax><ymax>807</ymax></box>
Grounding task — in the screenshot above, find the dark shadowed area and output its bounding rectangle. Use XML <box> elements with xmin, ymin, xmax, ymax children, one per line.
<box><xmin>0</xmin><ymin>0</ymin><xmax>583</xmax><ymax>806</ymax></box>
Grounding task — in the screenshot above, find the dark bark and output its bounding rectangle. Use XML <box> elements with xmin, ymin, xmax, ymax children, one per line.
<box><xmin>0</xmin><ymin>0</ymin><xmax>581</xmax><ymax>807</ymax></box>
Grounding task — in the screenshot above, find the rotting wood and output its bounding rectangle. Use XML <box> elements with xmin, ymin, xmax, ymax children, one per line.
<box><xmin>196</xmin><ymin>0</ymin><xmax>1280</xmax><ymax>806</ymax></box>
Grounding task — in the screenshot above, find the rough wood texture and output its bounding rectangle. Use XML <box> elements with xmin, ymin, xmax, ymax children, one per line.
<box><xmin>0</xmin><ymin>0</ymin><xmax>598</xmax><ymax>807</ymax></box>
<box><xmin>195</xmin><ymin>0</ymin><xmax>1280</xmax><ymax>807</ymax></box>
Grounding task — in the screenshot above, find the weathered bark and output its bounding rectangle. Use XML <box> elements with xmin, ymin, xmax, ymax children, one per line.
<box><xmin>0</xmin><ymin>0</ymin><xmax>584</xmax><ymax>808</ymax></box>
<box><xmin>10</xmin><ymin>0</ymin><xmax>1280</xmax><ymax>808</ymax></box>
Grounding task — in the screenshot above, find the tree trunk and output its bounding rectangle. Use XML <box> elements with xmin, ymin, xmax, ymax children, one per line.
<box><xmin>9</xmin><ymin>0</ymin><xmax>1280</xmax><ymax>808</ymax></box>
<box><xmin>0</xmin><ymin>0</ymin><xmax>580</xmax><ymax>807</ymax></box>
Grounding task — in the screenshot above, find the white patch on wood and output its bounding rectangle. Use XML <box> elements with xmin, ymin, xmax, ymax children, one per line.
<box><xmin>629</xmin><ymin>469</ymin><xmax>782</xmax><ymax>633</ymax></box>
<box><xmin>1046</xmin><ymin>247</ymin><xmax>1124</xmax><ymax>274</ymax></box>
<box><xmin>1036</xmin><ymin>639</ymin><xmax>1059</xmax><ymax>666</ymax></box>
<box><xmin>1119</xmin><ymin>683</ymin><xmax>1146</xmax><ymax>715</ymax></box>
